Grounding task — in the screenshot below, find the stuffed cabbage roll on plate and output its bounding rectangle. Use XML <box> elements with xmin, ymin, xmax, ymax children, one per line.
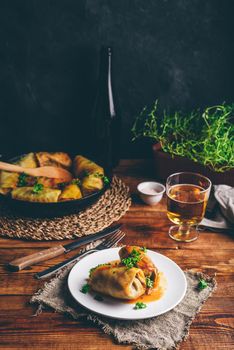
<box><xmin>0</xmin><ymin>153</ymin><xmax>37</xmax><ymax>194</ymax></box>
<box><xmin>11</xmin><ymin>187</ymin><xmax>61</xmax><ymax>203</ymax></box>
<box><xmin>68</xmin><ymin>247</ymin><xmax>187</xmax><ymax>320</ymax></box>
<box><xmin>59</xmin><ymin>181</ymin><xmax>82</xmax><ymax>201</ymax></box>
<box><xmin>89</xmin><ymin>262</ymin><xmax>146</xmax><ymax>300</ymax></box>
<box><xmin>73</xmin><ymin>155</ymin><xmax>104</xmax><ymax>178</ymax></box>
<box><xmin>36</xmin><ymin>152</ymin><xmax>72</xmax><ymax>169</ymax></box>
<box><xmin>119</xmin><ymin>246</ymin><xmax>158</xmax><ymax>284</ymax></box>
<box><xmin>81</xmin><ymin>174</ymin><xmax>104</xmax><ymax>196</ymax></box>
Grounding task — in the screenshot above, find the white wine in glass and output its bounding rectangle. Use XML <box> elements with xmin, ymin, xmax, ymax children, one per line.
<box><xmin>166</xmin><ymin>172</ymin><xmax>211</xmax><ymax>242</ymax></box>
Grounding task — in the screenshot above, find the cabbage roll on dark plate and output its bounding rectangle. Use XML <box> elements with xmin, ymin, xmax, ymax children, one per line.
<box><xmin>36</xmin><ymin>152</ymin><xmax>72</xmax><ymax>169</ymax></box>
<box><xmin>89</xmin><ymin>262</ymin><xmax>146</xmax><ymax>300</ymax></box>
<box><xmin>81</xmin><ymin>174</ymin><xmax>104</xmax><ymax>196</ymax></box>
<box><xmin>73</xmin><ymin>155</ymin><xmax>104</xmax><ymax>178</ymax></box>
<box><xmin>59</xmin><ymin>182</ymin><xmax>82</xmax><ymax>201</ymax></box>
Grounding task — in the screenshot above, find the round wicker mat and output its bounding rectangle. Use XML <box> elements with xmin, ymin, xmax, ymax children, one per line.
<box><xmin>0</xmin><ymin>176</ymin><xmax>131</xmax><ymax>240</ymax></box>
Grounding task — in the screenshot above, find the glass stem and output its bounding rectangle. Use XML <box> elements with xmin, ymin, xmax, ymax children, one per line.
<box><xmin>178</xmin><ymin>224</ymin><xmax>190</xmax><ymax>236</ymax></box>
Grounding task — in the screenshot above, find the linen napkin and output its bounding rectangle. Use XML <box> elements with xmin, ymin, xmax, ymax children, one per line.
<box><xmin>31</xmin><ymin>259</ymin><xmax>216</xmax><ymax>350</ymax></box>
<box><xmin>200</xmin><ymin>185</ymin><xmax>234</xmax><ymax>232</ymax></box>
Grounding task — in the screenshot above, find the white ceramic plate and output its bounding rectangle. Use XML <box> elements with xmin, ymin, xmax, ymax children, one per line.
<box><xmin>68</xmin><ymin>248</ymin><xmax>187</xmax><ymax>320</ymax></box>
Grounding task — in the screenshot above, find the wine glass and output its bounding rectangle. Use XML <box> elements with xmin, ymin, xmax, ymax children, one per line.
<box><xmin>166</xmin><ymin>172</ymin><xmax>211</xmax><ymax>242</ymax></box>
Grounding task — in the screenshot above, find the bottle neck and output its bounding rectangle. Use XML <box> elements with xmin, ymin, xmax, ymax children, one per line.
<box><xmin>98</xmin><ymin>47</ymin><xmax>116</xmax><ymax>117</ymax></box>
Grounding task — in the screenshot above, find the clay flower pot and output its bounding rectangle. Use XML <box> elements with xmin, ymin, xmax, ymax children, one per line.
<box><xmin>152</xmin><ymin>143</ymin><xmax>234</xmax><ymax>186</ymax></box>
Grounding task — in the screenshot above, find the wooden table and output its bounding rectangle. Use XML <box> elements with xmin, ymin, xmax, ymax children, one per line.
<box><xmin>0</xmin><ymin>160</ymin><xmax>234</xmax><ymax>349</ymax></box>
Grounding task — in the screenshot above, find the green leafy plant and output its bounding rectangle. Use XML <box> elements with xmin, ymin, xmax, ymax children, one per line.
<box><xmin>132</xmin><ymin>101</ymin><xmax>234</xmax><ymax>172</ymax></box>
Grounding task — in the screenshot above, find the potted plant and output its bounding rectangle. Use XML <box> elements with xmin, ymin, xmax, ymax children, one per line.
<box><xmin>132</xmin><ymin>101</ymin><xmax>234</xmax><ymax>185</ymax></box>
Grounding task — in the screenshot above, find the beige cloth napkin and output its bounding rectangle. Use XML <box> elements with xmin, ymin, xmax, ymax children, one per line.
<box><xmin>31</xmin><ymin>265</ymin><xmax>216</xmax><ymax>350</ymax></box>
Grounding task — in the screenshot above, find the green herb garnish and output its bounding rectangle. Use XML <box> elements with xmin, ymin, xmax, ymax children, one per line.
<box><xmin>94</xmin><ymin>294</ymin><xmax>104</xmax><ymax>301</ymax></box>
<box><xmin>93</xmin><ymin>172</ymin><xmax>110</xmax><ymax>185</ymax></box>
<box><xmin>140</xmin><ymin>247</ymin><xmax>147</xmax><ymax>253</ymax></box>
<box><xmin>146</xmin><ymin>277</ymin><xmax>154</xmax><ymax>288</ymax></box>
<box><xmin>198</xmin><ymin>279</ymin><xmax>208</xmax><ymax>290</ymax></box>
<box><xmin>132</xmin><ymin>101</ymin><xmax>234</xmax><ymax>172</ymax></box>
<box><xmin>80</xmin><ymin>284</ymin><xmax>90</xmax><ymax>294</ymax></box>
<box><xmin>122</xmin><ymin>248</ymin><xmax>141</xmax><ymax>269</ymax></box>
<box><xmin>58</xmin><ymin>182</ymin><xmax>67</xmax><ymax>189</ymax></box>
<box><xmin>18</xmin><ymin>173</ymin><xmax>28</xmax><ymax>187</ymax></box>
<box><xmin>32</xmin><ymin>183</ymin><xmax>44</xmax><ymax>194</ymax></box>
<box><xmin>134</xmin><ymin>302</ymin><xmax>147</xmax><ymax>310</ymax></box>
<box><xmin>103</xmin><ymin>176</ymin><xmax>110</xmax><ymax>185</ymax></box>
<box><xmin>71</xmin><ymin>179</ymin><xmax>81</xmax><ymax>186</ymax></box>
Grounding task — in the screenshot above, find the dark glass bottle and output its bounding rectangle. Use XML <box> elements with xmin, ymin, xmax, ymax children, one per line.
<box><xmin>91</xmin><ymin>47</ymin><xmax>121</xmax><ymax>171</ymax></box>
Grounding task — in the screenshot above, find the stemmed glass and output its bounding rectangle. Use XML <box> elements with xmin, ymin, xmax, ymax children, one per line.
<box><xmin>166</xmin><ymin>172</ymin><xmax>211</xmax><ymax>242</ymax></box>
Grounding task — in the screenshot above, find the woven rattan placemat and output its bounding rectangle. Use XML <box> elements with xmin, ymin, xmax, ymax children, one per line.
<box><xmin>0</xmin><ymin>176</ymin><xmax>131</xmax><ymax>240</ymax></box>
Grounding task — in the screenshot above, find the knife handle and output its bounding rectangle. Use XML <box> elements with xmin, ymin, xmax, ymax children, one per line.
<box><xmin>8</xmin><ymin>245</ymin><xmax>66</xmax><ymax>271</ymax></box>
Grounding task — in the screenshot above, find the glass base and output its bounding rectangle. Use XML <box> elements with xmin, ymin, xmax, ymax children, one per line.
<box><xmin>168</xmin><ymin>225</ymin><xmax>198</xmax><ymax>242</ymax></box>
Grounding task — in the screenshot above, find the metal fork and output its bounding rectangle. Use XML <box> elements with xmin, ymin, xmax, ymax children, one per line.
<box><xmin>35</xmin><ymin>230</ymin><xmax>125</xmax><ymax>279</ymax></box>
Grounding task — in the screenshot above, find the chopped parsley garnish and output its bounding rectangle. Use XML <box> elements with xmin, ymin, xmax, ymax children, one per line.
<box><xmin>198</xmin><ymin>279</ymin><xmax>208</xmax><ymax>290</ymax></box>
<box><xmin>94</xmin><ymin>294</ymin><xmax>104</xmax><ymax>301</ymax></box>
<box><xmin>140</xmin><ymin>247</ymin><xmax>147</xmax><ymax>253</ymax></box>
<box><xmin>32</xmin><ymin>183</ymin><xmax>44</xmax><ymax>194</ymax></box>
<box><xmin>134</xmin><ymin>302</ymin><xmax>147</xmax><ymax>310</ymax></box>
<box><xmin>71</xmin><ymin>179</ymin><xmax>81</xmax><ymax>186</ymax></box>
<box><xmin>121</xmin><ymin>248</ymin><xmax>141</xmax><ymax>269</ymax></box>
<box><xmin>94</xmin><ymin>172</ymin><xmax>110</xmax><ymax>185</ymax></box>
<box><xmin>80</xmin><ymin>284</ymin><xmax>90</xmax><ymax>294</ymax></box>
<box><xmin>18</xmin><ymin>173</ymin><xmax>28</xmax><ymax>187</ymax></box>
<box><xmin>58</xmin><ymin>182</ymin><xmax>68</xmax><ymax>189</ymax></box>
<box><xmin>146</xmin><ymin>277</ymin><xmax>154</xmax><ymax>288</ymax></box>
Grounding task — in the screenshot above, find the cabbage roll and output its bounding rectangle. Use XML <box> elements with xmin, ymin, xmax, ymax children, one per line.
<box><xmin>73</xmin><ymin>155</ymin><xmax>104</xmax><ymax>178</ymax></box>
<box><xmin>81</xmin><ymin>174</ymin><xmax>103</xmax><ymax>196</ymax></box>
<box><xmin>36</xmin><ymin>152</ymin><xmax>72</xmax><ymax>169</ymax></box>
<box><xmin>0</xmin><ymin>153</ymin><xmax>37</xmax><ymax>194</ymax></box>
<box><xmin>119</xmin><ymin>246</ymin><xmax>158</xmax><ymax>284</ymax></box>
<box><xmin>89</xmin><ymin>263</ymin><xmax>146</xmax><ymax>300</ymax></box>
<box><xmin>18</xmin><ymin>153</ymin><xmax>37</xmax><ymax>168</ymax></box>
<box><xmin>0</xmin><ymin>172</ymin><xmax>19</xmax><ymax>192</ymax></box>
<box><xmin>59</xmin><ymin>182</ymin><xmax>82</xmax><ymax>200</ymax></box>
<box><xmin>37</xmin><ymin>177</ymin><xmax>65</xmax><ymax>188</ymax></box>
<box><xmin>11</xmin><ymin>187</ymin><xmax>61</xmax><ymax>203</ymax></box>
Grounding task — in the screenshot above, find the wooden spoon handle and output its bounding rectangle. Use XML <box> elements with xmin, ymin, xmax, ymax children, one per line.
<box><xmin>0</xmin><ymin>161</ymin><xmax>26</xmax><ymax>173</ymax></box>
<box><xmin>8</xmin><ymin>245</ymin><xmax>66</xmax><ymax>271</ymax></box>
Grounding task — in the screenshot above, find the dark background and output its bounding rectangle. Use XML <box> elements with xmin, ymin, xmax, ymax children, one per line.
<box><xmin>0</xmin><ymin>0</ymin><xmax>233</xmax><ymax>159</ymax></box>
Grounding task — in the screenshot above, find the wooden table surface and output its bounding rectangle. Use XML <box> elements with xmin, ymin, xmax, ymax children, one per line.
<box><xmin>0</xmin><ymin>159</ymin><xmax>234</xmax><ymax>350</ymax></box>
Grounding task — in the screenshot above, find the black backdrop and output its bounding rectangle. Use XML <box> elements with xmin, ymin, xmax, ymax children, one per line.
<box><xmin>0</xmin><ymin>0</ymin><xmax>233</xmax><ymax>159</ymax></box>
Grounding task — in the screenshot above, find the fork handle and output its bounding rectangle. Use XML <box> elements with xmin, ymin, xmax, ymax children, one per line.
<box><xmin>34</xmin><ymin>249</ymin><xmax>97</xmax><ymax>279</ymax></box>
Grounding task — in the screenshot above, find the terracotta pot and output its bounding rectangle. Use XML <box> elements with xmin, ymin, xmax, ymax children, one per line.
<box><xmin>152</xmin><ymin>143</ymin><xmax>234</xmax><ymax>186</ymax></box>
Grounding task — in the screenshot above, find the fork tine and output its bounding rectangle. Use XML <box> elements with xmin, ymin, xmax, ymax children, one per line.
<box><xmin>103</xmin><ymin>231</ymin><xmax>125</xmax><ymax>248</ymax></box>
<box><xmin>102</xmin><ymin>231</ymin><xmax>122</xmax><ymax>246</ymax></box>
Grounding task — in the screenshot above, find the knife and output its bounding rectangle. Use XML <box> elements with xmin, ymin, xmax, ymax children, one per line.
<box><xmin>8</xmin><ymin>224</ymin><xmax>122</xmax><ymax>271</ymax></box>
<box><xmin>35</xmin><ymin>230</ymin><xmax>125</xmax><ymax>280</ymax></box>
